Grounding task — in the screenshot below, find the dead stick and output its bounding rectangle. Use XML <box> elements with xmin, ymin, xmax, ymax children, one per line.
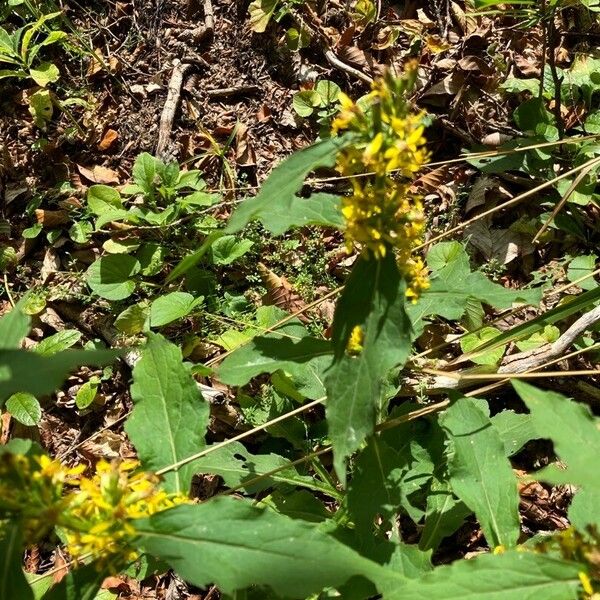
<box><xmin>156</xmin><ymin>59</ymin><xmax>192</xmax><ymax>159</ymax></box>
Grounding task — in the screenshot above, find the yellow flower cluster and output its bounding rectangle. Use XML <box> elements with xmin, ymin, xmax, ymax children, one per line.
<box><xmin>0</xmin><ymin>453</ymin><xmax>188</xmax><ymax>569</ymax></box>
<box><xmin>64</xmin><ymin>460</ymin><xmax>188</xmax><ymax>567</ymax></box>
<box><xmin>331</xmin><ymin>67</ymin><xmax>430</xmax><ymax>301</ymax></box>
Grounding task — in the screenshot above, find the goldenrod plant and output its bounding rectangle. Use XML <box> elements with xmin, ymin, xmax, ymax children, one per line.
<box><xmin>2</xmin><ymin>68</ymin><xmax>600</xmax><ymax>599</ymax></box>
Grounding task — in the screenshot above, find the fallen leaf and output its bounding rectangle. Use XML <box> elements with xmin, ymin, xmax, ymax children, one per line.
<box><xmin>235</xmin><ymin>123</ymin><xmax>257</xmax><ymax>167</ymax></box>
<box><xmin>98</xmin><ymin>128</ymin><xmax>119</xmax><ymax>151</ymax></box>
<box><xmin>77</xmin><ymin>163</ymin><xmax>120</xmax><ymax>184</ymax></box>
<box><xmin>258</xmin><ymin>262</ymin><xmax>308</xmax><ymax>322</ymax></box>
<box><xmin>35</xmin><ymin>209</ymin><xmax>70</xmax><ymax>228</ymax></box>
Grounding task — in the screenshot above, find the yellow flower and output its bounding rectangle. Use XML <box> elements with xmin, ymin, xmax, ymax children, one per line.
<box><xmin>330</xmin><ymin>67</ymin><xmax>430</xmax><ymax>300</ymax></box>
<box><xmin>0</xmin><ymin>453</ymin><xmax>189</xmax><ymax>571</ymax></box>
<box><xmin>346</xmin><ymin>325</ymin><xmax>364</xmax><ymax>355</ymax></box>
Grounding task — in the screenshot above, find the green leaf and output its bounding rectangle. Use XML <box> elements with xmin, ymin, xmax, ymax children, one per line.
<box><xmin>293</xmin><ymin>90</ymin><xmax>321</xmax><ymax>117</ymax></box>
<box><xmin>41</xmin><ymin>563</ymin><xmax>105</xmax><ymax>600</ymax></box>
<box><xmin>248</xmin><ymin>0</ymin><xmax>278</xmax><ymax>32</ymax></box>
<box><xmin>194</xmin><ymin>442</ymin><xmax>334</xmax><ymax>495</ymax></box>
<box><xmin>211</xmin><ymin>236</ymin><xmax>254</xmax><ymax>265</ymax></box>
<box><xmin>512</xmin><ymin>381</ymin><xmax>600</xmax><ymax>497</ymax></box>
<box><xmin>134</xmin><ymin>498</ymin><xmax>384</xmax><ymax>597</ymax></box>
<box><xmin>6</xmin><ymin>392</ymin><xmax>41</xmax><ymax>425</ymax></box>
<box><xmin>490</xmin><ymin>409</ymin><xmax>535</xmax><ymax>457</ymax></box>
<box><xmin>75</xmin><ymin>378</ymin><xmax>99</xmax><ymax>410</ymax></box>
<box><xmin>420</xmin><ymin>478</ymin><xmax>471</xmax><ymax>551</ymax></box>
<box><xmin>347</xmin><ymin>436</ymin><xmax>404</xmax><ymax>533</ymax></box>
<box><xmin>69</xmin><ymin>221</ymin><xmax>93</xmax><ymax>243</ymax></box>
<box><xmin>409</xmin><ymin>242</ymin><xmax>542</xmax><ymax>336</ymax></box>
<box><xmin>326</xmin><ymin>252</ymin><xmax>412</xmax><ymax>484</ymax></box>
<box><xmin>29</xmin><ymin>61</ymin><xmax>59</xmax><ymax>86</ymax></box>
<box><xmin>28</xmin><ymin>88</ymin><xmax>53</xmax><ymax>128</ymax></box>
<box><xmin>86</xmin><ymin>255</ymin><xmax>140</xmax><ymax>301</ymax></box>
<box><xmin>379</xmin><ymin>551</ymin><xmax>582</xmax><ymax>600</ymax></box>
<box><xmin>132</xmin><ymin>152</ymin><xmax>160</xmax><ymax>195</ymax></box>
<box><xmin>35</xmin><ymin>330</ymin><xmax>81</xmax><ymax>356</ymax></box>
<box><xmin>218</xmin><ymin>335</ymin><xmax>332</xmax><ymax>400</ymax></box>
<box><xmin>0</xmin><ymin>349</ymin><xmax>117</xmax><ymax>405</ymax></box>
<box><xmin>316</xmin><ymin>80</ymin><xmax>341</xmax><ymax>105</ymax></box>
<box><xmin>226</xmin><ymin>137</ymin><xmax>346</xmax><ymax>234</ymax></box>
<box><xmin>0</xmin><ymin>523</ymin><xmax>33</xmax><ymax>600</ymax></box>
<box><xmin>0</xmin><ymin>302</ymin><xmax>31</xmax><ymax>349</ymax></box>
<box><xmin>149</xmin><ymin>292</ymin><xmax>200</xmax><ymax>327</ymax></box>
<box><xmin>567</xmin><ymin>254</ymin><xmax>598</xmax><ymax>290</ymax></box>
<box><xmin>126</xmin><ymin>333</ymin><xmax>209</xmax><ymax>493</ymax></box>
<box><xmin>114</xmin><ymin>303</ymin><xmax>149</xmax><ymax>334</ymax></box>
<box><xmin>167</xmin><ymin>230</ymin><xmax>225</xmax><ymax>282</ymax></box>
<box><xmin>460</xmin><ymin>327</ymin><xmax>504</xmax><ymax>365</ymax></box>
<box><xmin>87</xmin><ymin>185</ymin><xmax>122</xmax><ymax>215</ymax></box>
<box><xmin>441</xmin><ymin>398</ymin><xmax>520</xmax><ymax>548</ymax></box>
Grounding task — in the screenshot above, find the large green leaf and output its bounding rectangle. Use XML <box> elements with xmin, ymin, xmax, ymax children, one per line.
<box><xmin>126</xmin><ymin>333</ymin><xmax>209</xmax><ymax>494</ymax></box>
<box><xmin>441</xmin><ymin>398</ymin><xmax>520</xmax><ymax>548</ymax></box>
<box><xmin>347</xmin><ymin>436</ymin><xmax>404</xmax><ymax>533</ymax></box>
<box><xmin>226</xmin><ymin>137</ymin><xmax>346</xmax><ymax>234</ymax></box>
<box><xmin>512</xmin><ymin>381</ymin><xmax>600</xmax><ymax>527</ymax></box>
<box><xmin>0</xmin><ymin>303</ymin><xmax>31</xmax><ymax>349</ymax></box>
<box><xmin>0</xmin><ymin>349</ymin><xmax>116</xmax><ymax>405</ymax></box>
<box><xmin>134</xmin><ymin>498</ymin><xmax>385</xmax><ymax>598</ymax></box>
<box><xmin>325</xmin><ymin>252</ymin><xmax>412</xmax><ymax>484</ymax></box>
<box><xmin>218</xmin><ymin>335</ymin><xmax>332</xmax><ymax>400</ymax></box>
<box><xmin>409</xmin><ymin>242</ymin><xmax>542</xmax><ymax>336</ymax></box>
<box><xmin>0</xmin><ymin>523</ymin><xmax>33</xmax><ymax>600</ymax></box>
<box><xmin>379</xmin><ymin>551</ymin><xmax>582</xmax><ymax>600</ymax></box>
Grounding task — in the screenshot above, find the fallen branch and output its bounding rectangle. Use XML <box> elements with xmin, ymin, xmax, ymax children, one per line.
<box><xmin>155</xmin><ymin>59</ymin><xmax>192</xmax><ymax>159</ymax></box>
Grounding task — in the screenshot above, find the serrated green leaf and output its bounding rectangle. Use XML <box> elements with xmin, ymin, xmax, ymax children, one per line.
<box><xmin>132</xmin><ymin>153</ymin><xmax>160</xmax><ymax>195</ymax></box>
<box><xmin>6</xmin><ymin>392</ymin><xmax>41</xmax><ymax>425</ymax></box>
<box><xmin>149</xmin><ymin>292</ymin><xmax>199</xmax><ymax>327</ymax></box>
<box><xmin>348</xmin><ymin>436</ymin><xmax>404</xmax><ymax>533</ymax></box>
<box><xmin>379</xmin><ymin>551</ymin><xmax>582</xmax><ymax>600</ymax></box>
<box><xmin>409</xmin><ymin>242</ymin><xmax>542</xmax><ymax>336</ymax></box>
<box><xmin>441</xmin><ymin>398</ymin><xmax>520</xmax><ymax>548</ymax></box>
<box><xmin>126</xmin><ymin>333</ymin><xmax>209</xmax><ymax>493</ymax></box>
<box><xmin>226</xmin><ymin>137</ymin><xmax>346</xmax><ymax>234</ymax></box>
<box><xmin>86</xmin><ymin>255</ymin><xmax>140</xmax><ymax>301</ymax></box>
<box><xmin>134</xmin><ymin>498</ymin><xmax>385</xmax><ymax>598</ymax></box>
<box><xmin>567</xmin><ymin>254</ymin><xmax>598</xmax><ymax>290</ymax></box>
<box><xmin>512</xmin><ymin>381</ymin><xmax>600</xmax><ymax>498</ymax></box>
<box><xmin>211</xmin><ymin>236</ymin><xmax>254</xmax><ymax>265</ymax></box>
<box><xmin>0</xmin><ymin>523</ymin><xmax>33</xmax><ymax>600</ymax></box>
<box><xmin>35</xmin><ymin>330</ymin><xmax>81</xmax><ymax>356</ymax></box>
<box><xmin>326</xmin><ymin>252</ymin><xmax>412</xmax><ymax>484</ymax></box>
<box><xmin>491</xmin><ymin>409</ymin><xmax>535</xmax><ymax>457</ymax></box>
